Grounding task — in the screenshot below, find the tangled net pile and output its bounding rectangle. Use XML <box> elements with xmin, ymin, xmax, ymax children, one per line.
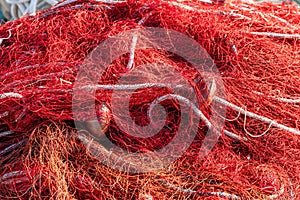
<box><xmin>1</xmin><ymin>0</ymin><xmax>300</xmax><ymax>199</ymax></box>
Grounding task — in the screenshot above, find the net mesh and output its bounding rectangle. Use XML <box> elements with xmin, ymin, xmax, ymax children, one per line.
<box><xmin>0</xmin><ymin>0</ymin><xmax>300</xmax><ymax>199</ymax></box>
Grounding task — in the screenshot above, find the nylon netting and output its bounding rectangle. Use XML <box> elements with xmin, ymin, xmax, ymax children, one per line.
<box><xmin>0</xmin><ymin>0</ymin><xmax>300</xmax><ymax>199</ymax></box>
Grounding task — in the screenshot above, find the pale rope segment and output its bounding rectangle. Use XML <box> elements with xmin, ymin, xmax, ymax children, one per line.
<box><xmin>165</xmin><ymin>166</ymin><xmax>285</xmax><ymax>199</ymax></box>
<box><xmin>164</xmin><ymin>1</ymin><xmax>251</xmax><ymax>20</ymax></box>
<box><xmin>80</xmin><ymin>83</ymin><xmax>188</xmax><ymax>91</ymax></box>
<box><xmin>123</xmin><ymin>0</ymin><xmax>300</xmax><ymax>139</ymax></box>
<box><xmin>4</xmin><ymin>0</ymin><xmax>59</xmax><ymax>20</ymax></box>
<box><xmin>0</xmin><ymin>131</ymin><xmax>14</xmax><ymax>137</ymax></box>
<box><xmin>0</xmin><ymin>131</ymin><xmax>289</xmax><ymax>199</ymax></box>
<box><xmin>2</xmin><ymin>0</ymin><xmax>299</xmax><ymax>42</ymax></box>
<box><xmin>1</xmin><ymin>83</ymin><xmax>300</xmax><ymax>137</ymax></box>
<box><xmin>233</xmin><ymin>4</ymin><xmax>298</xmax><ymax>30</ymax></box>
<box><xmin>0</xmin><ymin>170</ymin><xmax>242</xmax><ymax>199</ymax></box>
<box><xmin>76</xmin><ymin>131</ymin><xmax>142</xmax><ymax>170</ymax></box>
<box><xmin>224</xmin><ymin>130</ymin><xmax>248</xmax><ymax>141</ymax></box>
<box><xmin>55</xmin><ymin>0</ymin><xmax>248</xmax><ymax>22</ymax></box>
<box><xmin>158</xmin><ymin>165</ymin><xmax>287</xmax><ymax>200</ymax></box>
<box><xmin>149</xmin><ymin>94</ymin><xmax>212</xmax><ymax>129</ymax></box>
<box><xmin>0</xmin><ymin>139</ymin><xmax>27</xmax><ymax>156</ymax></box>
<box><xmin>0</xmin><ymin>131</ymin><xmax>243</xmax><ymax>199</ymax></box>
<box><xmin>0</xmin><ymin>171</ymin><xmax>31</xmax><ymax>186</ymax></box>
<box><xmin>0</xmin><ymin>0</ymin><xmax>298</xmax><ymax>162</ymax></box>
<box><xmin>0</xmin><ymin>169</ymin><xmax>286</xmax><ymax>199</ymax></box>
<box><xmin>82</xmin><ymin>116</ymin><xmax>285</xmax><ymax>200</ymax></box>
<box><xmin>268</xmin><ymin>13</ymin><xmax>298</xmax><ymax>30</ymax></box>
<box><xmin>0</xmin><ymin>30</ymin><xmax>12</xmax><ymax>45</ymax></box>
<box><xmin>81</xmin><ymin>84</ymin><xmax>300</xmax><ymax>137</ymax></box>
<box><xmin>53</xmin><ymin>0</ymin><xmax>127</xmax><ymax>9</ymax></box>
<box><xmin>125</xmin><ymin>15</ymin><xmax>148</xmax><ymax>69</ymax></box>
<box><xmin>0</xmin><ymin>91</ymin><xmax>293</xmax><ymax>199</ymax></box>
<box><xmin>0</xmin><ymin>92</ymin><xmax>23</xmax><ymax>99</ymax></box>
<box><xmin>165</xmin><ymin>1</ymin><xmax>300</xmax><ymax>41</ymax></box>
<box><xmin>250</xmin><ymin>32</ymin><xmax>300</xmax><ymax>40</ymax></box>
<box><xmin>159</xmin><ymin>180</ymin><xmax>240</xmax><ymax>200</ymax></box>
<box><xmin>0</xmin><ymin>84</ymin><xmax>237</xmax><ymax>138</ymax></box>
<box><xmin>253</xmin><ymin>91</ymin><xmax>300</xmax><ymax>104</ymax></box>
<box><xmin>160</xmin><ymin>172</ymin><xmax>287</xmax><ymax>200</ymax></box>
<box><xmin>243</xmin><ymin>111</ymin><xmax>274</xmax><ymax>138</ymax></box>
<box><xmin>0</xmin><ymin>171</ymin><xmax>34</xmax><ymax>200</ymax></box>
<box><xmin>214</xmin><ymin>96</ymin><xmax>300</xmax><ymax>136</ymax></box>
<box><xmin>67</xmin><ymin>132</ymin><xmax>244</xmax><ymax>199</ymax></box>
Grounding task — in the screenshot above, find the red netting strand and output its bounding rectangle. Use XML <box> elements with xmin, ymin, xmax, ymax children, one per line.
<box><xmin>0</xmin><ymin>0</ymin><xmax>300</xmax><ymax>199</ymax></box>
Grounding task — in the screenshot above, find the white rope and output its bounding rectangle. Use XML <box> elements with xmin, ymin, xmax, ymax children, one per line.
<box><xmin>1</xmin><ymin>170</ymin><xmax>27</xmax><ymax>180</ymax></box>
<box><xmin>166</xmin><ymin>0</ymin><xmax>213</xmax><ymax>11</ymax></box>
<box><xmin>95</xmin><ymin>0</ymin><xmax>127</xmax><ymax>4</ymax></box>
<box><xmin>53</xmin><ymin>0</ymin><xmax>76</xmax><ymax>9</ymax></box>
<box><xmin>269</xmin><ymin>13</ymin><xmax>298</xmax><ymax>30</ymax></box>
<box><xmin>159</xmin><ymin>180</ymin><xmax>241</xmax><ymax>200</ymax></box>
<box><xmin>54</xmin><ymin>0</ymin><xmax>126</xmax><ymax>9</ymax></box>
<box><xmin>4</xmin><ymin>0</ymin><xmax>59</xmax><ymax>20</ymax></box>
<box><xmin>149</xmin><ymin>94</ymin><xmax>212</xmax><ymax>129</ymax></box>
<box><xmin>250</xmin><ymin>31</ymin><xmax>300</xmax><ymax>40</ymax></box>
<box><xmin>164</xmin><ymin>1</ymin><xmax>251</xmax><ymax>20</ymax></box>
<box><xmin>224</xmin><ymin>130</ymin><xmax>248</xmax><ymax>141</ymax></box>
<box><xmin>214</xmin><ymin>96</ymin><xmax>300</xmax><ymax>136</ymax></box>
<box><xmin>0</xmin><ymin>131</ymin><xmax>14</xmax><ymax>138</ymax></box>
<box><xmin>126</xmin><ymin>16</ymin><xmax>146</xmax><ymax>69</ymax></box>
<box><xmin>0</xmin><ymin>92</ymin><xmax>23</xmax><ymax>99</ymax></box>
<box><xmin>80</xmin><ymin>83</ymin><xmax>300</xmax><ymax>136</ymax></box>
<box><xmin>0</xmin><ymin>139</ymin><xmax>27</xmax><ymax>156</ymax></box>
<box><xmin>1</xmin><ymin>80</ymin><xmax>298</xmax><ymax>138</ymax></box>
<box><xmin>80</xmin><ymin>83</ymin><xmax>187</xmax><ymax>90</ymax></box>
<box><xmin>0</xmin><ymin>30</ymin><xmax>12</xmax><ymax>45</ymax></box>
<box><xmin>217</xmin><ymin>109</ymin><xmax>241</xmax><ymax>122</ymax></box>
<box><xmin>218</xmin><ymin>10</ymin><xmax>252</xmax><ymax>20</ymax></box>
<box><xmin>0</xmin><ymin>170</ymin><xmax>31</xmax><ymax>186</ymax></box>
<box><xmin>77</xmin><ymin>131</ymin><xmax>142</xmax><ymax>170</ymax></box>
<box><xmin>159</xmin><ymin>167</ymin><xmax>288</xmax><ymax>199</ymax></box>
<box><xmin>253</xmin><ymin>91</ymin><xmax>300</xmax><ymax>104</ymax></box>
<box><xmin>243</xmin><ymin>108</ymin><xmax>273</xmax><ymax>138</ymax></box>
<box><xmin>79</xmin><ymin>83</ymin><xmax>246</xmax><ymax>141</ymax></box>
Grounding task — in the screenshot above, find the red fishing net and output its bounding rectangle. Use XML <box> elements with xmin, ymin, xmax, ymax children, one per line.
<box><xmin>0</xmin><ymin>0</ymin><xmax>300</xmax><ymax>199</ymax></box>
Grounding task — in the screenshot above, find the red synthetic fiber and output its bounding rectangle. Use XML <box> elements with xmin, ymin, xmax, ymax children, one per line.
<box><xmin>0</xmin><ymin>0</ymin><xmax>300</xmax><ymax>199</ymax></box>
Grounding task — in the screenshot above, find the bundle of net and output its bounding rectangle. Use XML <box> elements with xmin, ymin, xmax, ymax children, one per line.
<box><xmin>1</xmin><ymin>0</ymin><xmax>300</xmax><ymax>199</ymax></box>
